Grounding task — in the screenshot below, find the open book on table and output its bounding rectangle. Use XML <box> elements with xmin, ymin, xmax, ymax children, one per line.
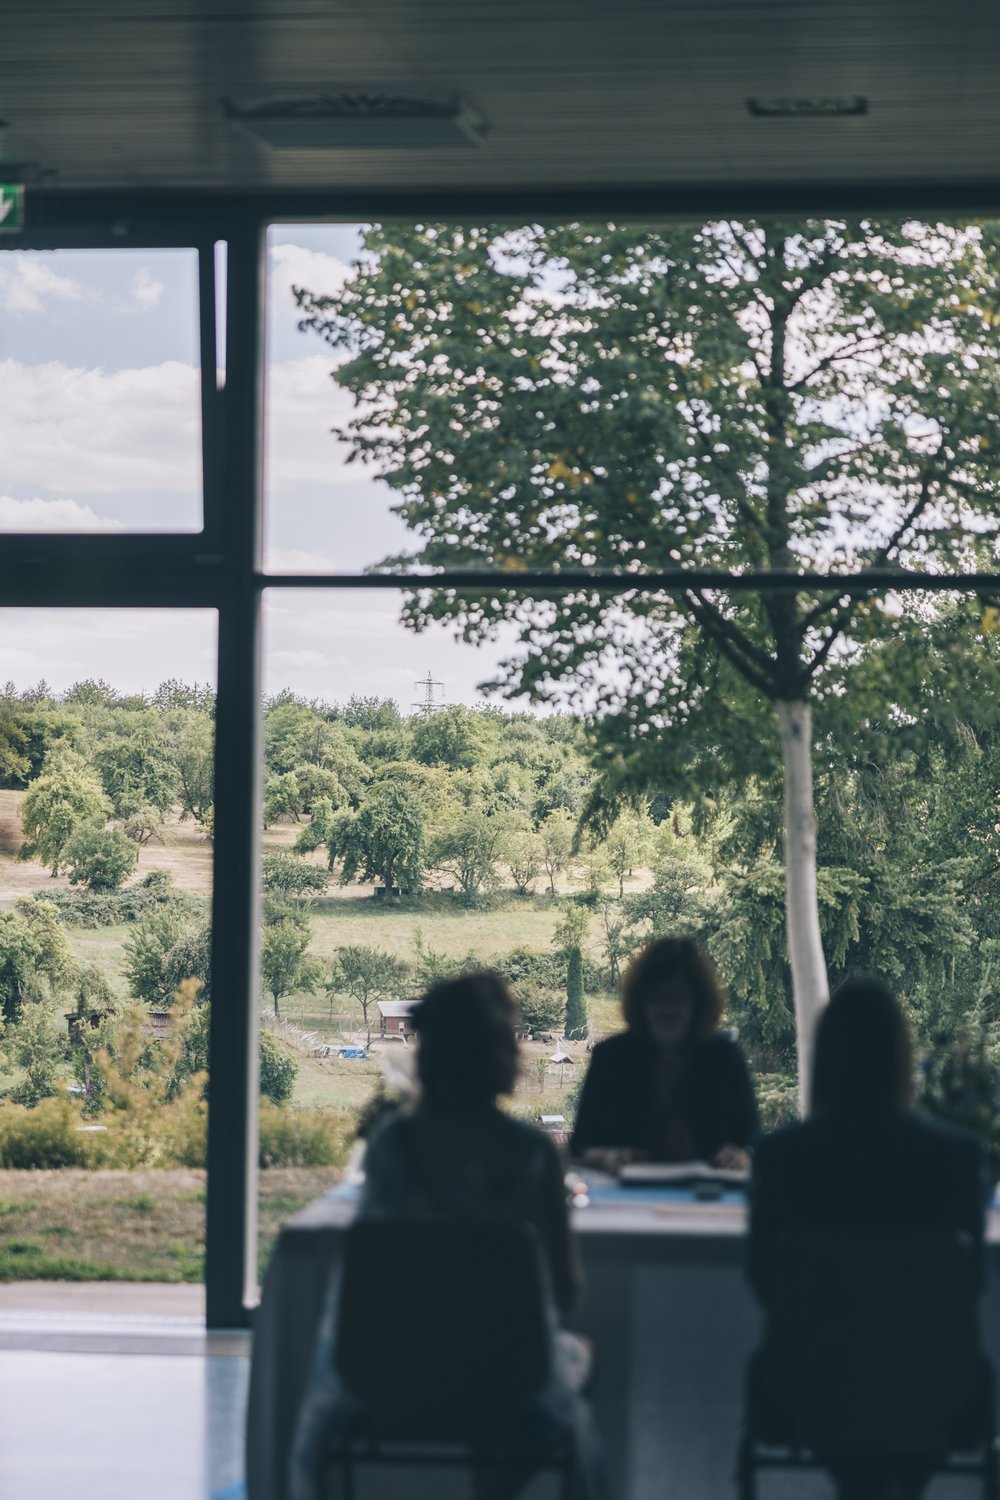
<box><xmin>618</xmin><ymin>1160</ymin><xmax>749</xmax><ymax>1187</ymax></box>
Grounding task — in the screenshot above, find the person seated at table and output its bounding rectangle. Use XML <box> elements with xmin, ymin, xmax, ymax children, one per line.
<box><xmin>748</xmin><ymin>976</ymin><xmax>990</xmax><ymax>1499</ymax></box>
<box><xmin>291</xmin><ymin>970</ymin><xmax>608</xmax><ymax>1500</ymax></box>
<box><xmin>570</xmin><ymin>935</ymin><xmax>758</xmax><ymax>1171</ymax></box>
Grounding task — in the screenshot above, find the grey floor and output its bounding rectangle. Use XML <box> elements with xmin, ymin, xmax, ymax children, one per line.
<box><xmin>0</xmin><ymin>1299</ymin><xmax>249</xmax><ymax>1500</ymax></box>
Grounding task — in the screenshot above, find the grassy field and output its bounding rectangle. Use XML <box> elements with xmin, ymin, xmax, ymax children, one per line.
<box><xmin>0</xmin><ymin>1167</ymin><xmax>341</xmax><ymax>1283</ymax></box>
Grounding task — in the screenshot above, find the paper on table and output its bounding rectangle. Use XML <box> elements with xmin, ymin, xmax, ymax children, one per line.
<box><xmin>619</xmin><ymin>1160</ymin><xmax>749</xmax><ymax>1187</ymax></box>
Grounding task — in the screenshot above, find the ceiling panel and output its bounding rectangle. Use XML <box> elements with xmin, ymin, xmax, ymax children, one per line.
<box><xmin>0</xmin><ymin>0</ymin><xmax>997</xmax><ymax>204</ymax></box>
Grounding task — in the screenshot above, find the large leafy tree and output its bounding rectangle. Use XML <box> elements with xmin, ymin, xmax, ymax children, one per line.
<box><xmin>298</xmin><ymin>219</ymin><xmax>1000</xmax><ymax>1099</ymax></box>
<box><xmin>20</xmin><ymin>744</ymin><xmax>110</xmax><ymax>875</ymax></box>
<box><xmin>330</xmin><ymin>944</ymin><xmax>409</xmax><ymax>1042</ymax></box>
<box><xmin>327</xmin><ymin>781</ymin><xmax>427</xmax><ymax>892</ymax></box>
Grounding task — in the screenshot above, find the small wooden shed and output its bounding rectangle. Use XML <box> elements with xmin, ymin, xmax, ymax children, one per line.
<box><xmin>377</xmin><ymin>1000</ymin><xmax>417</xmax><ymax>1040</ymax></box>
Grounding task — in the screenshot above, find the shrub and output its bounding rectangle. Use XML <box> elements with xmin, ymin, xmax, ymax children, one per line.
<box><xmin>259</xmin><ymin>1030</ymin><xmax>298</xmax><ymax>1104</ymax></box>
<box><xmin>0</xmin><ymin>1098</ymin><xmax>91</xmax><ymax>1168</ymax></box>
<box><xmin>257</xmin><ymin>1101</ymin><xmax>353</xmax><ymax>1169</ymax></box>
<box><xmin>32</xmin><ymin>870</ymin><xmax>205</xmax><ymax>930</ymax></box>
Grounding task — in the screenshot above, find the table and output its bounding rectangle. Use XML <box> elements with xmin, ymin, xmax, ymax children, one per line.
<box><xmin>246</xmin><ymin>1186</ymin><xmax>1000</xmax><ymax>1500</ymax></box>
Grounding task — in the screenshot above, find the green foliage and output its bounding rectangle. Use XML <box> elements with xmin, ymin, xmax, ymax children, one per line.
<box><xmin>0</xmin><ymin>1098</ymin><xmax>90</xmax><ymax>1169</ymax></box>
<box><xmin>162</xmin><ymin>708</ymin><xmax>214</xmax><ymax>825</ymax></box>
<box><xmin>261</xmin><ymin>918</ymin><xmax>318</xmax><ymax>1017</ymax></box>
<box><xmin>263</xmin><ymin>770</ymin><xmax>303</xmax><ymax>826</ymax></box>
<box><xmin>329</xmin><ymin>781</ymin><xmax>426</xmax><ymax>891</ymax></box>
<box><xmin>34</xmin><ymin>870</ymin><xmax>204</xmax><ymax>930</ymax></box>
<box><xmin>258</xmin><ymin>1029</ymin><xmax>298</xmax><ymax>1105</ymax></box>
<box><xmin>261</xmin><ymin>851</ymin><xmax>330</xmax><ymax>900</ymax></box>
<box><xmin>919</xmin><ymin>1022</ymin><xmax>1000</xmax><ymax>1181</ymax></box>
<box><xmin>564</xmin><ymin>947</ymin><xmax>587</xmax><ymax>1041</ymax></box>
<box><xmin>122</xmin><ymin>910</ymin><xmax>187</xmax><ymax>1007</ymax></box>
<box><xmin>257</xmin><ymin>1100</ymin><xmax>353</xmax><ymax>1169</ymax></box>
<box><xmin>20</xmin><ymin>744</ymin><xmax>109</xmax><ymax>874</ymax></box>
<box><xmin>2</xmin><ymin>1002</ymin><xmax>62</xmax><ymax>1107</ymax></box>
<box><xmin>63</xmin><ymin>822</ymin><xmax>138</xmax><ymax>892</ymax></box>
<box><xmin>0</xmin><ymin>899</ymin><xmax>75</xmax><ymax>1024</ymax></box>
<box><xmin>93</xmin><ymin>721</ymin><xmax>177</xmax><ymax>820</ymax></box>
<box><xmin>430</xmin><ymin>805</ymin><xmax>515</xmax><ymax>899</ymax></box>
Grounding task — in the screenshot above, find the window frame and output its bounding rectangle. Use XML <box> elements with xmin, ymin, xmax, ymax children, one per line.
<box><xmin>2</xmin><ymin>185</ymin><xmax>998</xmax><ymax>1327</ymax></box>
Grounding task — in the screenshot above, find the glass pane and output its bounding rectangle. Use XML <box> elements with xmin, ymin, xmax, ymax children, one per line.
<box><xmin>256</xmin><ymin>588</ymin><xmax>617</xmax><ymax>1278</ymax></box>
<box><xmin>0</xmin><ymin>249</ymin><xmax>202</xmax><ymax>532</ymax></box>
<box><xmin>0</xmin><ymin>609</ymin><xmax>215</xmax><ymax>1293</ymax></box>
<box><xmin>265</xmin><ymin>218</ymin><xmax>1000</xmax><ymax>580</ymax></box>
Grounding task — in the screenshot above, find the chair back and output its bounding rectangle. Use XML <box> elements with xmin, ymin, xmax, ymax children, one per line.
<box><xmin>335</xmin><ymin>1217</ymin><xmax>554</xmax><ymax>1442</ymax></box>
<box><xmin>761</xmin><ymin>1227</ymin><xmax>982</xmax><ymax>1457</ymax></box>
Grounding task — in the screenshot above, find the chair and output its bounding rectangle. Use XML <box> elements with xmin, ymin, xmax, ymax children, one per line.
<box><xmin>739</xmin><ymin>1228</ymin><xmax>997</xmax><ymax>1499</ymax></box>
<box><xmin>325</xmin><ymin>1217</ymin><xmax>579</xmax><ymax>1499</ymax></box>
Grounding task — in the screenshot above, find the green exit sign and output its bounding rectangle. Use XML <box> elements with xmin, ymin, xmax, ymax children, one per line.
<box><xmin>0</xmin><ymin>183</ymin><xmax>25</xmax><ymax>233</ymax></box>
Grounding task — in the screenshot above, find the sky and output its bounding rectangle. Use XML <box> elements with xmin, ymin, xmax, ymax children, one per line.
<box><xmin>0</xmin><ymin>227</ymin><xmax>516</xmax><ymax>708</ymax></box>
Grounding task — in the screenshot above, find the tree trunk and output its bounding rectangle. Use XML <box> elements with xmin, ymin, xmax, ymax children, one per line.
<box><xmin>776</xmin><ymin>699</ymin><xmax>829</xmax><ymax>1111</ymax></box>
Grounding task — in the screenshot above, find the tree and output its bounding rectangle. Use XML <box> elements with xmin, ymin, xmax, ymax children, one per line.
<box><xmin>0</xmin><ymin>900</ymin><xmax>75</xmax><ymax>1027</ymax></box>
<box><xmin>2</xmin><ymin>1000</ymin><xmax>61</xmax><ymax>1106</ymax></box>
<box><xmin>430</xmin><ymin>806</ymin><xmax>513</xmax><ymax>899</ymax></box>
<box><xmin>330</xmin><ymin>944</ymin><xmax>408</xmax><ymax>1042</ymax></box>
<box><xmin>329</xmin><ymin>781</ymin><xmax>426</xmax><ymax>892</ymax></box>
<box><xmin>263</xmin><ymin>770</ymin><xmax>304</xmax><ymax>826</ymax></box>
<box><xmin>122</xmin><ymin>910</ymin><xmax>188</xmax><ymax>1007</ymax></box>
<box><xmin>64</xmin><ymin>822</ymin><xmax>138</xmax><ymax>891</ymax></box>
<box><xmin>163</xmin><ymin>709</ymin><xmax>214</xmax><ymax>826</ymax></box>
<box><xmin>539</xmin><ymin>809</ymin><xmax>575</xmax><ymax>896</ymax></box>
<box><xmin>20</xmin><ymin>744</ymin><xmax>109</xmax><ymax>874</ymax></box>
<box><xmin>554</xmin><ymin>904</ymin><xmax>590</xmax><ymax>1040</ymax></box>
<box><xmin>298</xmin><ymin>219</ymin><xmax>1000</xmax><ymax>1101</ymax></box>
<box><xmin>505</xmin><ymin>825</ymin><xmax>543</xmax><ymax>895</ymax></box>
<box><xmin>604</xmin><ymin>809</ymin><xmax>653</xmax><ymax>899</ymax></box>
<box><xmin>93</xmin><ymin>721</ymin><xmax>177</xmax><ymax>820</ymax></box>
<box><xmin>261</xmin><ymin>917</ymin><xmax>318</xmax><ymax>1018</ymax></box>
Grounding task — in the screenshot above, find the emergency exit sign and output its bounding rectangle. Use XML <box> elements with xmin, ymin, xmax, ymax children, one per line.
<box><xmin>0</xmin><ymin>184</ymin><xmax>24</xmax><ymax>233</ymax></box>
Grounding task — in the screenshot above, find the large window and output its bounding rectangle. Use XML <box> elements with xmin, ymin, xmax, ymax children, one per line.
<box><xmin>4</xmin><ymin>209</ymin><xmax>999</xmax><ymax>1325</ymax></box>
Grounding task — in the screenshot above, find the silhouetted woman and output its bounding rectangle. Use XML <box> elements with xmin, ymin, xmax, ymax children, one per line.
<box><xmin>571</xmin><ymin>936</ymin><xmax>758</xmax><ymax>1170</ymax></box>
<box><xmin>291</xmin><ymin>971</ymin><xmax>607</xmax><ymax>1500</ymax></box>
<box><xmin>749</xmin><ymin>976</ymin><xmax>989</xmax><ymax>1500</ymax></box>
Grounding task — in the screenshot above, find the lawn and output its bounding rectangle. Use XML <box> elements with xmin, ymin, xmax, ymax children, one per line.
<box><xmin>0</xmin><ymin>1167</ymin><xmax>342</xmax><ymax>1283</ymax></box>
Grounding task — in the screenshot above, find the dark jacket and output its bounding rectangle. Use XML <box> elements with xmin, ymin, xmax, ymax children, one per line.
<box><xmin>570</xmin><ymin>1028</ymin><xmax>758</xmax><ymax>1161</ymax></box>
<box><xmin>749</xmin><ymin>1111</ymin><xmax>989</xmax><ymax>1306</ymax></box>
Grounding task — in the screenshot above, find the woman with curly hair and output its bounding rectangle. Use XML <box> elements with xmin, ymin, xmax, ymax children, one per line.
<box><xmin>571</xmin><ymin>935</ymin><xmax>758</xmax><ymax>1170</ymax></box>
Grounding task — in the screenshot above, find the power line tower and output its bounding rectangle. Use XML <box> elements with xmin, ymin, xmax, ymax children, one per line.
<box><xmin>412</xmin><ymin>671</ymin><xmax>445</xmax><ymax>714</ymax></box>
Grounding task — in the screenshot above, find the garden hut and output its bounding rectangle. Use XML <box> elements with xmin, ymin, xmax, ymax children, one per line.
<box><xmin>378</xmin><ymin>1000</ymin><xmax>418</xmax><ymax>1041</ymax></box>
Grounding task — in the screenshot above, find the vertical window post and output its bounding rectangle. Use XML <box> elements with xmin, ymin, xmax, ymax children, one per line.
<box><xmin>205</xmin><ymin>223</ymin><xmax>265</xmax><ymax>1327</ymax></box>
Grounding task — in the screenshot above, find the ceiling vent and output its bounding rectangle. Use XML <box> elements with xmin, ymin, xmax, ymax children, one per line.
<box><xmin>747</xmin><ymin>96</ymin><xmax>868</xmax><ymax>118</ymax></box>
<box><xmin>225</xmin><ymin>91</ymin><xmax>487</xmax><ymax>149</ymax></box>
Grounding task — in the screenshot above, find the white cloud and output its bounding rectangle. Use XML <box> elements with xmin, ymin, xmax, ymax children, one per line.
<box><xmin>265</xmin><ymin>546</ymin><xmax>338</xmax><ymax>573</ymax></box>
<box><xmin>0</xmin><ymin>257</ymin><xmax>88</xmax><ymax>314</ymax></box>
<box><xmin>126</xmin><ymin>268</ymin><xmax>165</xmax><ymax>312</ymax></box>
<box><xmin>266</xmin><ymin>356</ymin><xmax>372</xmax><ymax>492</ymax></box>
<box><xmin>269</xmin><ymin>242</ymin><xmax>352</xmax><ymax>306</ymax></box>
<box><xmin>0</xmin><ymin>495</ymin><xmax>124</xmax><ymax>531</ymax></box>
<box><xmin>0</xmin><ymin>359</ymin><xmax>200</xmax><ymax>499</ymax></box>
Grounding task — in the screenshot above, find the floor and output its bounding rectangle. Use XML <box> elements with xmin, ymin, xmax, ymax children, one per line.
<box><xmin>0</xmin><ymin>1284</ymin><xmax>249</xmax><ymax>1500</ymax></box>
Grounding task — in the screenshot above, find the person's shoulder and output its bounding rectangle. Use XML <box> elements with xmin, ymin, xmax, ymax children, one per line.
<box><xmin>588</xmin><ymin>1030</ymin><xmax>643</xmax><ymax>1064</ymax></box>
<box><xmin>753</xmin><ymin>1119</ymin><xmax>815</xmax><ymax>1169</ymax></box>
<box><xmin>363</xmin><ymin>1105</ymin><xmax>411</xmax><ymax>1156</ymax></box>
<box><xmin>693</xmin><ymin>1031</ymin><xmax>750</xmax><ymax>1071</ymax></box>
<box><xmin>492</xmin><ymin>1110</ymin><xmax>561</xmax><ymax>1166</ymax></box>
<box><xmin>904</xmin><ymin>1111</ymin><xmax>985</xmax><ymax>1162</ymax></box>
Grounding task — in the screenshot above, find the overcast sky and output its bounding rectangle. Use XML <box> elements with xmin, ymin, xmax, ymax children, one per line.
<box><xmin>0</xmin><ymin>227</ymin><xmax>515</xmax><ymax>708</ymax></box>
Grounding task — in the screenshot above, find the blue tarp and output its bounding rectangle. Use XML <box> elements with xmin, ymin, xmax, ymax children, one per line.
<box><xmin>338</xmin><ymin>1046</ymin><xmax>367</xmax><ymax>1059</ymax></box>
